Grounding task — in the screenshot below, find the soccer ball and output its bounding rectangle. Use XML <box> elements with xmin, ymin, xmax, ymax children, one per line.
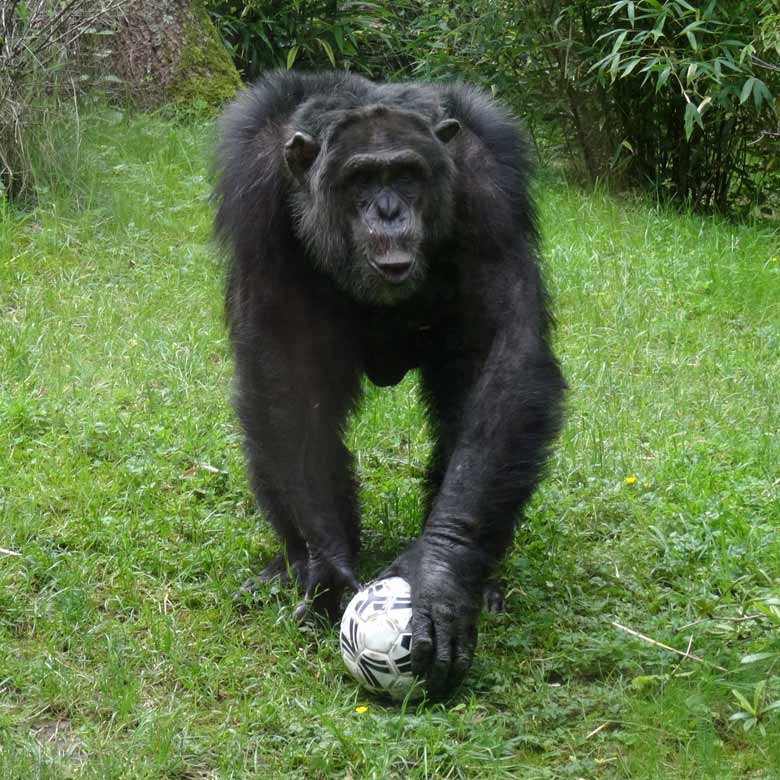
<box><xmin>340</xmin><ymin>577</ymin><xmax>422</xmax><ymax>700</ymax></box>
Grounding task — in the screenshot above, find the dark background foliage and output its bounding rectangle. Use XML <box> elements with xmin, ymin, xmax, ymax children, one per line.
<box><xmin>205</xmin><ymin>0</ymin><xmax>780</xmax><ymax>214</ymax></box>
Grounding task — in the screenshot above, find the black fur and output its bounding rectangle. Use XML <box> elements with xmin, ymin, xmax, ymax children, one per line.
<box><xmin>214</xmin><ymin>70</ymin><xmax>565</xmax><ymax>697</ymax></box>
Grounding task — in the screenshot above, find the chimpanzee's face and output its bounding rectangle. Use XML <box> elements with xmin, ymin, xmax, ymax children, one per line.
<box><xmin>285</xmin><ymin>107</ymin><xmax>460</xmax><ymax>305</ymax></box>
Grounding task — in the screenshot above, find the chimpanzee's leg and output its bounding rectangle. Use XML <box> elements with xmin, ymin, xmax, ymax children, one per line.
<box><xmin>236</xmin><ymin>479</ymin><xmax>308</xmax><ymax>592</ymax></box>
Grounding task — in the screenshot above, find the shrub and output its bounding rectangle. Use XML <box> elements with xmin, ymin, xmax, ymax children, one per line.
<box><xmin>410</xmin><ymin>0</ymin><xmax>780</xmax><ymax>212</ymax></box>
<box><xmin>0</xmin><ymin>0</ymin><xmax>125</xmax><ymax>201</ymax></box>
<box><xmin>204</xmin><ymin>0</ymin><xmax>411</xmax><ymax>80</ymax></box>
<box><xmin>589</xmin><ymin>0</ymin><xmax>780</xmax><ymax>210</ymax></box>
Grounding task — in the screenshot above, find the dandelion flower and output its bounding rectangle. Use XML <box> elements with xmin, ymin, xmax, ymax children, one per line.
<box><xmin>355</xmin><ymin>706</ymin><xmax>368</xmax><ymax>714</ymax></box>
<box><xmin>624</xmin><ymin>476</ymin><xmax>637</xmax><ymax>485</ymax></box>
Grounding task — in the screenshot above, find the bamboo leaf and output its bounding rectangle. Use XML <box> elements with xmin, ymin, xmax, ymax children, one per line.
<box><xmin>740</xmin><ymin>77</ymin><xmax>755</xmax><ymax>104</ymax></box>
<box><xmin>610</xmin><ymin>52</ymin><xmax>623</xmax><ymax>80</ymax></box>
<box><xmin>608</xmin><ymin>0</ymin><xmax>630</xmax><ymax>18</ymax></box>
<box><xmin>684</xmin><ymin>101</ymin><xmax>703</xmax><ymax>138</ymax></box>
<box><xmin>681</xmin><ymin>21</ymin><xmax>704</xmax><ymax>35</ymax></box>
<box><xmin>333</xmin><ymin>26</ymin><xmax>344</xmax><ymax>53</ymax></box>
<box><xmin>622</xmin><ymin>57</ymin><xmax>641</xmax><ymax>77</ymax></box>
<box><xmin>316</xmin><ymin>37</ymin><xmax>336</xmax><ymax>67</ymax></box>
<box><xmin>612</xmin><ymin>30</ymin><xmax>628</xmax><ymax>55</ymax></box>
<box><xmin>656</xmin><ymin>66</ymin><xmax>671</xmax><ymax>93</ymax></box>
<box><xmin>754</xmin><ymin>79</ymin><xmax>773</xmax><ymax>111</ymax></box>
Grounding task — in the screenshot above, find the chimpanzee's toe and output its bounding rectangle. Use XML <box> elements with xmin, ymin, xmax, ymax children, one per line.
<box><xmin>482</xmin><ymin>579</ymin><xmax>506</xmax><ymax>613</ymax></box>
<box><xmin>234</xmin><ymin>553</ymin><xmax>308</xmax><ymax>604</ymax></box>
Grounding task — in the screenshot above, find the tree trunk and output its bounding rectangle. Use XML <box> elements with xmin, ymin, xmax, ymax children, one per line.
<box><xmin>110</xmin><ymin>0</ymin><xmax>240</xmax><ymax>109</ymax></box>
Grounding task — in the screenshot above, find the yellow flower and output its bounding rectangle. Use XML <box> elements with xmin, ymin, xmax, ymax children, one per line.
<box><xmin>624</xmin><ymin>476</ymin><xmax>637</xmax><ymax>485</ymax></box>
<box><xmin>770</xmin><ymin>256</ymin><xmax>779</xmax><ymax>264</ymax></box>
<box><xmin>355</xmin><ymin>706</ymin><xmax>369</xmax><ymax>714</ymax></box>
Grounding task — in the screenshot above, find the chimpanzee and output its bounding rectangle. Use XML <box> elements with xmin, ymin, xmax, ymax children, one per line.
<box><xmin>213</xmin><ymin>70</ymin><xmax>565</xmax><ymax>697</ymax></box>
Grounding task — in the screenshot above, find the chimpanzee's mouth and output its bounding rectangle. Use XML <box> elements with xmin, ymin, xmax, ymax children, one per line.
<box><xmin>369</xmin><ymin>252</ymin><xmax>415</xmax><ymax>284</ymax></box>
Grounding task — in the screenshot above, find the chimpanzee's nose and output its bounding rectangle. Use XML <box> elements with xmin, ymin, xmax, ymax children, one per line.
<box><xmin>375</xmin><ymin>191</ymin><xmax>402</xmax><ymax>222</ymax></box>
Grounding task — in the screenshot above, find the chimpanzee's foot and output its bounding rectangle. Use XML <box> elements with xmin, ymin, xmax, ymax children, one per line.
<box><xmin>482</xmin><ymin>578</ymin><xmax>506</xmax><ymax>613</ymax></box>
<box><xmin>292</xmin><ymin>587</ymin><xmax>343</xmax><ymax>625</ymax></box>
<box><xmin>235</xmin><ymin>551</ymin><xmax>308</xmax><ymax>601</ymax></box>
<box><xmin>293</xmin><ymin>554</ymin><xmax>360</xmax><ymax>625</ymax></box>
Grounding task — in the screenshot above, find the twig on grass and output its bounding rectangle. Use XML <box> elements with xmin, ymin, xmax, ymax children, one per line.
<box><xmin>670</xmin><ymin>634</ymin><xmax>694</xmax><ymax>677</ymax></box>
<box><xmin>585</xmin><ymin>721</ymin><xmax>611</xmax><ymax>740</ymax></box>
<box><xmin>0</xmin><ymin>547</ymin><xmax>21</xmax><ymax>556</ymax></box>
<box><xmin>612</xmin><ymin>621</ymin><xmax>728</xmax><ymax>673</ymax></box>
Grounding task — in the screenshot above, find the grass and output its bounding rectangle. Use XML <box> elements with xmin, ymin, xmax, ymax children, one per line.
<box><xmin>1</xmin><ymin>107</ymin><xmax>779</xmax><ymax>780</ymax></box>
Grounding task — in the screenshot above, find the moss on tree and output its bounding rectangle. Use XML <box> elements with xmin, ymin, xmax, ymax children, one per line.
<box><xmin>171</xmin><ymin>2</ymin><xmax>241</xmax><ymax>110</ymax></box>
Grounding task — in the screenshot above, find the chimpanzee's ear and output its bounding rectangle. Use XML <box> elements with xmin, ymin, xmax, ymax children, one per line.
<box><xmin>284</xmin><ymin>131</ymin><xmax>320</xmax><ymax>179</ymax></box>
<box><xmin>434</xmin><ymin>118</ymin><xmax>461</xmax><ymax>144</ymax></box>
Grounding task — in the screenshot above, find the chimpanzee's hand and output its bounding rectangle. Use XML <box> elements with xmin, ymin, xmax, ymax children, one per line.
<box><xmin>382</xmin><ymin>537</ymin><xmax>485</xmax><ymax>698</ymax></box>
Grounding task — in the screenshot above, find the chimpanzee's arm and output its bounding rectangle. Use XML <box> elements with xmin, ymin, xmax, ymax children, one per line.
<box><xmin>387</xmin><ymin>270</ymin><xmax>565</xmax><ymax>696</ymax></box>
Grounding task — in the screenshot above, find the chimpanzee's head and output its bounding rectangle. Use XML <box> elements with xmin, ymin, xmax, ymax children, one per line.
<box><xmin>284</xmin><ymin>104</ymin><xmax>460</xmax><ymax>304</ymax></box>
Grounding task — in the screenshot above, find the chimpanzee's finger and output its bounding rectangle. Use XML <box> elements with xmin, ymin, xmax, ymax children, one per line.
<box><xmin>451</xmin><ymin>622</ymin><xmax>478</xmax><ymax>684</ymax></box>
<box><xmin>428</xmin><ymin>617</ymin><xmax>453</xmax><ymax>697</ymax></box>
<box><xmin>410</xmin><ymin>610</ymin><xmax>434</xmax><ymax>679</ymax></box>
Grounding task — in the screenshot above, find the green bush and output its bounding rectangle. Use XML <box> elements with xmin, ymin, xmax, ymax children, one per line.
<box><xmin>410</xmin><ymin>0</ymin><xmax>780</xmax><ymax>212</ymax></box>
<box><xmin>589</xmin><ymin>0</ymin><xmax>780</xmax><ymax>210</ymax></box>
<box><xmin>204</xmin><ymin>0</ymin><xmax>412</xmax><ymax>80</ymax></box>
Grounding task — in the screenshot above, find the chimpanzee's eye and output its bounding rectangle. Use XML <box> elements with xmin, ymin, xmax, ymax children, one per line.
<box><xmin>344</xmin><ymin>165</ymin><xmax>380</xmax><ymax>193</ymax></box>
<box><xmin>347</xmin><ymin>171</ymin><xmax>369</xmax><ymax>191</ymax></box>
<box><xmin>392</xmin><ymin>172</ymin><xmax>423</xmax><ymax>198</ymax></box>
<box><xmin>393</xmin><ymin>164</ymin><xmax>426</xmax><ymax>188</ymax></box>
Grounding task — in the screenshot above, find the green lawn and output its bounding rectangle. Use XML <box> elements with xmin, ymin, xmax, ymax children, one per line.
<box><xmin>1</xmin><ymin>110</ymin><xmax>779</xmax><ymax>779</ymax></box>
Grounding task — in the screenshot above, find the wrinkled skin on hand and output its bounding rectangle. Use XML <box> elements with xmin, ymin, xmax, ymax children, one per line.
<box><xmin>382</xmin><ymin>536</ymin><xmax>486</xmax><ymax>698</ymax></box>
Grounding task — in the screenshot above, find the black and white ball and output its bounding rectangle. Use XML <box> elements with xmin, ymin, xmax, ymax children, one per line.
<box><xmin>340</xmin><ymin>577</ymin><xmax>422</xmax><ymax>700</ymax></box>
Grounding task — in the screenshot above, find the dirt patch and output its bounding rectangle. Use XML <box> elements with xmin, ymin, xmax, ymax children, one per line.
<box><xmin>30</xmin><ymin>718</ymin><xmax>86</xmax><ymax>764</ymax></box>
